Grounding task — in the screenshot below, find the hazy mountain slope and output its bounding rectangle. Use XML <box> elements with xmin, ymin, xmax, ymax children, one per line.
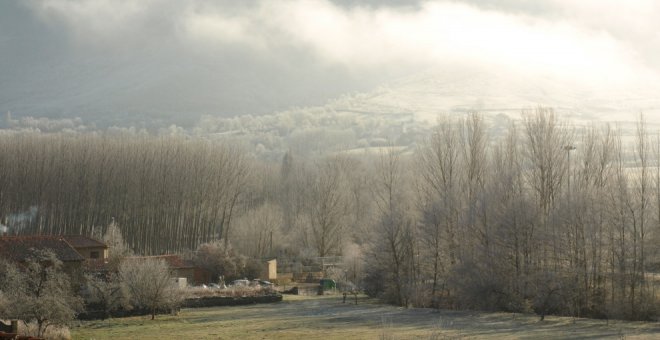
<box><xmin>193</xmin><ymin>65</ymin><xmax>660</xmax><ymax>158</ymax></box>
<box><xmin>0</xmin><ymin>0</ymin><xmax>386</xmax><ymax>130</ymax></box>
<box><xmin>0</xmin><ymin>0</ymin><xmax>372</xmax><ymax>129</ymax></box>
<box><xmin>330</xmin><ymin>65</ymin><xmax>660</xmax><ymax>125</ymax></box>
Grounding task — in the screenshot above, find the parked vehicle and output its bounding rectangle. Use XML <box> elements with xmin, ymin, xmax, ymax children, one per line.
<box><xmin>230</xmin><ymin>279</ymin><xmax>250</xmax><ymax>287</ymax></box>
<box><xmin>257</xmin><ymin>280</ymin><xmax>273</xmax><ymax>287</ymax></box>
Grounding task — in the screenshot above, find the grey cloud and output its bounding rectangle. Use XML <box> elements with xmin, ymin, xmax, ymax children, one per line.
<box><xmin>1</xmin><ymin>0</ymin><xmax>398</xmax><ymax>127</ymax></box>
<box><xmin>1</xmin><ymin>0</ymin><xmax>659</xmax><ymax>129</ymax></box>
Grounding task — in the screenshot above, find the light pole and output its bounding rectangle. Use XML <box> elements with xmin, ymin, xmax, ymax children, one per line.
<box><xmin>564</xmin><ymin>144</ymin><xmax>579</xmax><ymax>315</ymax></box>
<box><xmin>564</xmin><ymin>145</ymin><xmax>576</xmax><ymax>204</ymax></box>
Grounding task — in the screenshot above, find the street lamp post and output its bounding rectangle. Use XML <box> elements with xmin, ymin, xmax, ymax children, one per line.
<box><xmin>564</xmin><ymin>144</ymin><xmax>579</xmax><ymax>315</ymax></box>
<box><xmin>564</xmin><ymin>145</ymin><xmax>576</xmax><ymax>204</ymax></box>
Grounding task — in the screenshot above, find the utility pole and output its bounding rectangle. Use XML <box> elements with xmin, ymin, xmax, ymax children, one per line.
<box><xmin>564</xmin><ymin>145</ymin><xmax>576</xmax><ymax>204</ymax></box>
<box><xmin>564</xmin><ymin>144</ymin><xmax>579</xmax><ymax>316</ymax></box>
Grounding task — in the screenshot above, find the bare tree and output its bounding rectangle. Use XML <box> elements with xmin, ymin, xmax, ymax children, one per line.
<box><xmin>606</xmin><ymin>129</ymin><xmax>632</xmax><ymax>317</ymax></box>
<box><xmin>458</xmin><ymin>113</ymin><xmax>490</xmax><ymax>282</ymax></box>
<box><xmin>568</xmin><ymin>124</ymin><xmax>615</xmax><ymax>316</ymax></box>
<box><xmin>630</xmin><ymin>114</ymin><xmax>651</xmax><ymax>318</ymax></box>
<box><xmin>103</xmin><ymin>219</ymin><xmax>133</xmax><ymax>271</ymax></box>
<box><xmin>1</xmin><ymin>110</ymin><xmax>659</xmax><ymax>321</ymax></box>
<box><xmin>366</xmin><ymin>147</ymin><xmax>416</xmax><ymax>306</ymax></box>
<box><xmin>84</xmin><ymin>272</ymin><xmax>131</xmax><ymax>318</ymax></box>
<box><xmin>305</xmin><ymin>157</ymin><xmax>349</xmax><ymax>257</ymax></box>
<box><xmin>522</xmin><ymin>108</ymin><xmax>572</xmax><ymax>269</ymax></box>
<box><xmin>233</xmin><ymin>203</ymin><xmax>284</xmax><ymax>258</ymax></box>
<box><xmin>0</xmin><ymin>135</ymin><xmax>250</xmax><ymax>254</ymax></box>
<box><xmin>119</xmin><ymin>258</ymin><xmax>182</xmax><ymax>320</ymax></box>
<box><xmin>193</xmin><ymin>240</ymin><xmax>260</xmax><ymax>283</ymax></box>
<box><xmin>417</xmin><ymin>116</ymin><xmax>461</xmax><ymax>304</ymax></box>
<box><xmin>0</xmin><ymin>250</ymin><xmax>83</xmax><ymax>338</ymax></box>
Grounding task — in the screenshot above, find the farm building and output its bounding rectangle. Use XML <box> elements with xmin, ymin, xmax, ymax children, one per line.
<box><xmin>0</xmin><ymin>235</ymin><xmax>86</xmax><ymax>283</ymax></box>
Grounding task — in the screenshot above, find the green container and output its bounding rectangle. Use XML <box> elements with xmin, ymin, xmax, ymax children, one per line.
<box><xmin>319</xmin><ymin>278</ymin><xmax>336</xmax><ymax>290</ymax></box>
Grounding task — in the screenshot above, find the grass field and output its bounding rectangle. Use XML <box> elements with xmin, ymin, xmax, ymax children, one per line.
<box><xmin>72</xmin><ymin>294</ymin><xmax>660</xmax><ymax>339</ymax></box>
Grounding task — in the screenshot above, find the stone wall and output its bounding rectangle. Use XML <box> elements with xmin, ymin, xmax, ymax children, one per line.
<box><xmin>182</xmin><ymin>294</ymin><xmax>282</xmax><ymax>308</ymax></box>
<box><xmin>78</xmin><ymin>294</ymin><xmax>282</xmax><ymax>320</ymax></box>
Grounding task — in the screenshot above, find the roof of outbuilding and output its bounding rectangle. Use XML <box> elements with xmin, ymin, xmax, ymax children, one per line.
<box><xmin>63</xmin><ymin>235</ymin><xmax>107</xmax><ymax>249</ymax></box>
<box><xmin>0</xmin><ymin>235</ymin><xmax>85</xmax><ymax>262</ymax></box>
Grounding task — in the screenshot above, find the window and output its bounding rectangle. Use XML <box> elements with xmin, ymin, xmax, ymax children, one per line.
<box><xmin>90</xmin><ymin>251</ymin><xmax>99</xmax><ymax>259</ymax></box>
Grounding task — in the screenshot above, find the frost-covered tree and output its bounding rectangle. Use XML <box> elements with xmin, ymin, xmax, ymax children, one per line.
<box><xmin>305</xmin><ymin>158</ymin><xmax>349</xmax><ymax>257</ymax></box>
<box><xmin>0</xmin><ymin>250</ymin><xmax>83</xmax><ymax>338</ymax></box>
<box><xmin>365</xmin><ymin>148</ymin><xmax>416</xmax><ymax>306</ymax></box>
<box><xmin>84</xmin><ymin>272</ymin><xmax>131</xmax><ymax>319</ymax></box>
<box><xmin>119</xmin><ymin>258</ymin><xmax>181</xmax><ymax>320</ymax></box>
<box><xmin>103</xmin><ymin>220</ymin><xmax>133</xmax><ymax>271</ymax></box>
<box><xmin>194</xmin><ymin>240</ymin><xmax>260</xmax><ymax>282</ymax></box>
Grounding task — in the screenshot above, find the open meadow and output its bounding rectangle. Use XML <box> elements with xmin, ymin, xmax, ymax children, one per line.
<box><xmin>72</xmin><ymin>294</ymin><xmax>660</xmax><ymax>340</ymax></box>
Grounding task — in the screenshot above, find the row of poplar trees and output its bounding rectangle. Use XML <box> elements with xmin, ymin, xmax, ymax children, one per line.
<box><xmin>364</xmin><ymin>109</ymin><xmax>660</xmax><ymax>321</ymax></box>
<box><xmin>0</xmin><ymin>108</ymin><xmax>658</xmax><ymax>320</ymax></box>
<box><xmin>0</xmin><ymin>134</ymin><xmax>248</xmax><ymax>254</ymax></box>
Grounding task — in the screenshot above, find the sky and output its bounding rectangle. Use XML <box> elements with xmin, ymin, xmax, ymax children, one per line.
<box><xmin>1</xmin><ymin>0</ymin><xmax>659</xmax><ymax>127</ymax></box>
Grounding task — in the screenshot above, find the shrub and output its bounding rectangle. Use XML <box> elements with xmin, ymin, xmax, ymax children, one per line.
<box><xmin>185</xmin><ymin>285</ymin><xmax>274</xmax><ymax>299</ymax></box>
<box><xmin>18</xmin><ymin>321</ymin><xmax>71</xmax><ymax>340</ymax></box>
<box><xmin>83</xmin><ymin>272</ymin><xmax>131</xmax><ymax>318</ymax></box>
<box><xmin>194</xmin><ymin>240</ymin><xmax>259</xmax><ymax>281</ymax></box>
<box><xmin>119</xmin><ymin>258</ymin><xmax>183</xmax><ymax>320</ymax></box>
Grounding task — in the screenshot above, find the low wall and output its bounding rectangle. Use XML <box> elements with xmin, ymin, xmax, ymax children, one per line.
<box><xmin>182</xmin><ymin>294</ymin><xmax>282</xmax><ymax>308</ymax></box>
<box><xmin>79</xmin><ymin>294</ymin><xmax>282</xmax><ymax>320</ymax></box>
<box><xmin>78</xmin><ymin>307</ymin><xmax>169</xmax><ymax>320</ymax></box>
<box><xmin>282</xmin><ymin>285</ymin><xmax>322</xmax><ymax>296</ymax></box>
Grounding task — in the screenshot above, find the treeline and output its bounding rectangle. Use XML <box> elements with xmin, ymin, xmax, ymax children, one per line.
<box><xmin>1</xmin><ymin>108</ymin><xmax>659</xmax><ymax>320</ymax></box>
<box><xmin>0</xmin><ymin>133</ymin><xmax>248</xmax><ymax>254</ymax></box>
<box><xmin>364</xmin><ymin>110</ymin><xmax>660</xmax><ymax>321</ymax></box>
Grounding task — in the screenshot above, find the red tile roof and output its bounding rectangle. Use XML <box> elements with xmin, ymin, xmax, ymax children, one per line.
<box><xmin>0</xmin><ymin>235</ymin><xmax>85</xmax><ymax>262</ymax></box>
<box><xmin>63</xmin><ymin>235</ymin><xmax>107</xmax><ymax>249</ymax></box>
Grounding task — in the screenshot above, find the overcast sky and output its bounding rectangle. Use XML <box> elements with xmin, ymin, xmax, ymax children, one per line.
<box><xmin>1</xmin><ymin>0</ymin><xmax>659</xmax><ymax>126</ymax></box>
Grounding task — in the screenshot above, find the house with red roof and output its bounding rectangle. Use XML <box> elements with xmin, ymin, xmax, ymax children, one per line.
<box><xmin>0</xmin><ymin>235</ymin><xmax>209</xmax><ymax>285</ymax></box>
<box><xmin>124</xmin><ymin>254</ymin><xmax>210</xmax><ymax>286</ymax></box>
<box><xmin>63</xmin><ymin>235</ymin><xmax>108</xmax><ymax>261</ymax></box>
<box><xmin>0</xmin><ymin>235</ymin><xmax>86</xmax><ymax>283</ymax></box>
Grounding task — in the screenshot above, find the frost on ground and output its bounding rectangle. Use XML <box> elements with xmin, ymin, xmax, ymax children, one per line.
<box><xmin>74</xmin><ymin>295</ymin><xmax>660</xmax><ymax>340</ymax></box>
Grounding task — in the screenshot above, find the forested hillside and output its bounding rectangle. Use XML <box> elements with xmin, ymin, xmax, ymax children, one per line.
<box><xmin>1</xmin><ymin>109</ymin><xmax>659</xmax><ymax>320</ymax></box>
